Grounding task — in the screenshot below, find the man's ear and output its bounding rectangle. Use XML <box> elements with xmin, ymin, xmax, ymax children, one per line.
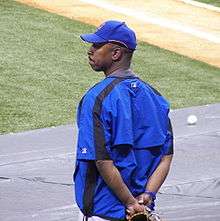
<box><xmin>112</xmin><ymin>47</ymin><xmax>123</xmax><ymax>61</ymax></box>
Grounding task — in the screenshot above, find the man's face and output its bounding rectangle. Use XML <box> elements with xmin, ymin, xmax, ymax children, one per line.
<box><xmin>87</xmin><ymin>43</ymin><xmax>114</xmax><ymax>72</ymax></box>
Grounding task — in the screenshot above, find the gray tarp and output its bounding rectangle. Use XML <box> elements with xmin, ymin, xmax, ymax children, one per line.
<box><xmin>0</xmin><ymin>103</ymin><xmax>220</xmax><ymax>221</ymax></box>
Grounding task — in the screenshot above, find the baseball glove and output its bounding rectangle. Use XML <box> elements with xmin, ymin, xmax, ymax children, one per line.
<box><xmin>128</xmin><ymin>207</ymin><xmax>162</xmax><ymax>221</ymax></box>
<box><xmin>129</xmin><ymin>211</ymin><xmax>150</xmax><ymax>221</ymax></box>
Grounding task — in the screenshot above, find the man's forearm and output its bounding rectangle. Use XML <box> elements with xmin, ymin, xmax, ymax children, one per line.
<box><xmin>146</xmin><ymin>154</ymin><xmax>173</xmax><ymax>193</ymax></box>
<box><xmin>95</xmin><ymin>160</ymin><xmax>136</xmax><ymax>206</ymax></box>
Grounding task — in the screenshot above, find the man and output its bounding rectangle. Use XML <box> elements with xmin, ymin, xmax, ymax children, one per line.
<box><xmin>74</xmin><ymin>20</ymin><xmax>173</xmax><ymax>221</ymax></box>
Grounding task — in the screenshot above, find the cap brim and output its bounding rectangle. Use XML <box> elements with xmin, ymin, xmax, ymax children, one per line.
<box><xmin>80</xmin><ymin>33</ymin><xmax>107</xmax><ymax>43</ymax></box>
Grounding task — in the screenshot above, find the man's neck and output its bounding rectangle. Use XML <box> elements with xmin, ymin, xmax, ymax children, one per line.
<box><xmin>106</xmin><ymin>68</ymin><xmax>136</xmax><ymax>78</ymax></box>
<box><xmin>104</xmin><ymin>64</ymin><xmax>131</xmax><ymax>77</ymax></box>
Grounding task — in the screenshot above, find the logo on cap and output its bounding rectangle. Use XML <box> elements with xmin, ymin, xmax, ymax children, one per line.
<box><xmin>97</xmin><ymin>22</ymin><xmax>106</xmax><ymax>31</ymax></box>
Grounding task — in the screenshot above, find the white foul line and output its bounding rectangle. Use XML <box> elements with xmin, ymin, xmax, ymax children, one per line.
<box><xmin>181</xmin><ymin>0</ymin><xmax>220</xmax><ymax>13</ymax></box>
<box><xmin>79</xmin><ymin>0</ymin><xmax>220</xmax><ymax>44</ymax></box>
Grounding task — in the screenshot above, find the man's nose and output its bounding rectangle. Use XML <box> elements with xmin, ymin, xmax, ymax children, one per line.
<box><xmin>88</xmin><ymin>50</ymin><xmax>93</xmax><ymax>56</ymax></box>
<box><xmin>88</xmin><ymin>46</ymin><xmax>94</xmax><ymax>56</ymax></box>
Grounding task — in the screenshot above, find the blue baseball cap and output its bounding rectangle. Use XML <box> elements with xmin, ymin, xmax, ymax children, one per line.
<box><xmin>80</xmin><ymin>20</ymin><xmax>137</xmax><ymax>50</ymax></box>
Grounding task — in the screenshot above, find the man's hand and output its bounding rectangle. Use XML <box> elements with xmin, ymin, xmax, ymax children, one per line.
<box><xmin>136</xmin><ymin>192</ymin><xmax>153</xmax><ymax>206</ymax></box>
<box><xmin>126</xmin><ymin>199</ymin><xmax>145</xmax><ymax>220</ymax></box>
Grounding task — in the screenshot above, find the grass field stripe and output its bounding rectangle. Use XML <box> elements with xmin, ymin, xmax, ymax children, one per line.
<box><xmin>79</xmin><ymin>0</ymin><xmax>220</xmax><ymax>44</ymax></box>
<box><xmin>181</xmin><ymin>0</ymin><xmax>220</xmax><ymax>13</ymax></box>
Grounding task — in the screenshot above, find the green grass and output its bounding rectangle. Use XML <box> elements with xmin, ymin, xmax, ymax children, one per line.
<box><xmin>195</xmin><ymin>0</ymin><xmax>220</xmax><ymax>7</ymax></box>
<box><xmin>0</xmin><ymin>0</ymin><xmax>220</xmax><ymax>134</ymax></box>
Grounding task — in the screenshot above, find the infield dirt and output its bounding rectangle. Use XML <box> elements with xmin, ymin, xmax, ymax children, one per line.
<box><xmin>16</xmin><ymin>0</ymin><xmax>220</xmax><ymax>68</ymax></box>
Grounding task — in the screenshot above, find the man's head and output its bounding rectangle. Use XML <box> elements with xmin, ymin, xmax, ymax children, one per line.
<box><xmin>80</xmin><ymin>20</ymin><xmax>137</xmax><ymax>75</ymax></box>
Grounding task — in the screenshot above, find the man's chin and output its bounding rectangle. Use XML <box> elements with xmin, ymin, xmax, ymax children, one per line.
<box><xmin>89</xmin><ymin>64</ymin><xmax>103</xmax><ymax>72</ymax></box>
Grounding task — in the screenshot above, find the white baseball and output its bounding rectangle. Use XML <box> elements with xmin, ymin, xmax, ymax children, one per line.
<box><xmin>187</xmin><ymin>115</ymin><xmax>197</xmax><ymax>125</ymax></box>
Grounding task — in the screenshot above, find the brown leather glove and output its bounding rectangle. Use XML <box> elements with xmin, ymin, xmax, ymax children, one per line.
<box><xmin>128</xmin><ymin>207</ymin><xmax>163</xmax><ymax>221</ymax></box>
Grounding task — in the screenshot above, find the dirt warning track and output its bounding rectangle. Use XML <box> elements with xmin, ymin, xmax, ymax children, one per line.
<box><xmin>17</xmin><ymin>0</ymin><xmax>220</xmax><ymax>68</ymax></box>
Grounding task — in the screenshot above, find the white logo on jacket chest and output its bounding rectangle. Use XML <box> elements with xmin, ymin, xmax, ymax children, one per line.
<box><xmin>131</xmin><ymin>82</ymin><xmax>137</xmax><ymax>88</ymax></box>
<box><xmin>81</xmin><ymin>148</ymin><xmax>87</xmax><ymax>154</ymax></box>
